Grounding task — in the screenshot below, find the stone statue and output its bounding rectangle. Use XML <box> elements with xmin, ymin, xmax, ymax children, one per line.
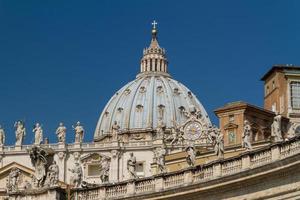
<box><xmin>243</xmin><ymin>120</ymin><xmax>253</xmax><ymax>150</ymax></box>
<box><xmin>7</xmin><ymin>167</ymin><xmax>20</xmax><ymax>192</ymax></box>
<box><xmin>165</xmin><ymin>120</ymin><xmax>183</xmax><ymax>145</ymax></box>
<box><xmin>156</xmin><ymin>147</ymin><xmax>166</xmax><ymax>173</ymax></box>
<box><xmin>156</xmin><ymin>118</ymin><xmax>166</xmax><ymax>139</ymax></box>
<box><xmin>111</xmin><ymin>121</ymin><xmax>120</xmax><ymax>141</ymax></box>
<box><xmin>271</xmin><ymin>113</ymin><xmax>283</xmax><ymax>142</ymax></box>
<box><xmin>47</xmin><ymin>161</ymin><xmax>59</xmax><ymax>186</ymax></box>
<box><xmin>99</xmin><ymin>157</ymin><xmax>110</xmax><ymax>183</ymax></box>
<box><xmin>32</xmin><ymin>123</ymin><xmax>43</xmax><ymax>145</ymax></box>
<box><xmin>56</xmin><ymin>122</ymin><xmax>66</xmax><ymax>143</ymax></box>
<box><xmin>14</xmin><ymin>120</ymin><xmax>26</xmax><ymax>146</ymax></box>
<box><xmin>184</xmin><ymin>106</ymin><xmax>202</xmax><ymax>119</ymax></box>
<box><xmin>207</xmin><ymin>125</ymin><xmax>218</xmax><ymax>144</ymax></box>
<box><xmin>186</xmin><ymin>146</ymin><xmax>196</xmax><ymax>167</ymax></box>
<box><xmin>69</xmin><ymin>162</ymin><xmax>82</xmax><ymax>187</ymax></box>
<box><xmin>0</xmin><ymin>125</ymin><xmax>5</xmax><ymax>146</ymax></box>
<box><xmin>72</xmin><ymin>121</ymin><xmax>84</xmax><ymax>143</ymax></box>
<box><xmin>127</xmin><ymin>152</ymin><xmax>137</xmax><ymax>179</ymax></box>
<box><xmin>214</xmin><ymin>129</ymin><xmax>224</xmax><ymax>159</ymax></box>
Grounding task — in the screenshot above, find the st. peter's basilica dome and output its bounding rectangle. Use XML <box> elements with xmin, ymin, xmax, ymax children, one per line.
<box><xmin>94</xmin><ymin>22</ymin><xmax>211</xmax><ymax>140</ymax></box>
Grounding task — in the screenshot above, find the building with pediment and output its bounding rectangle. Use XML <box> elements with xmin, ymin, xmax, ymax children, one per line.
<box><xmin>1</xmin><ymin>23</ymin><xmax>300</xmax><ymax>200</ymax></box>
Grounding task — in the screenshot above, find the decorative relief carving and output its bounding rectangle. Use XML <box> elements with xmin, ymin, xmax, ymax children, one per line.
<box><xmin>28</xmin><ymin>146</ymin><xmax>55</xmax><ymax>188</ymax></box>
<box><xmin>7</xmin><ymin>167</ymin><xmax>21</xmax><ymax>192</ymax></box>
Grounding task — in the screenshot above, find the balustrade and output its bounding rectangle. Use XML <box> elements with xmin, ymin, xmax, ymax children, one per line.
<box><xmin>164</xmin><ymin>173</ymin><xmax>184</xmax><ymax>189</ymax></box>
<box><xmin>250</xmin><ymin>150</ymin><xmax>272</xmax><ymax>167</ymax></box>
<box><xmin>135</xmin><ymin>179</ymin><xmax>155</xmax><ymax>194</ymax></box>
<box><xmin>221</xmin><ymin>159</ymin><xmax>242</xmax><ymax>176</ymax></box>
<box><xmin>105</xmin><ymin>184</ymin><xmax>127</xmax><ymax>198</ymax></box>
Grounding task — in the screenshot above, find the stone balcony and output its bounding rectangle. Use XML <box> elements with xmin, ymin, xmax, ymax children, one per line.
<box><xmin>71</xmin><ymin>136</ymin><xmax>300</xmax><ymax>200</ymax></box>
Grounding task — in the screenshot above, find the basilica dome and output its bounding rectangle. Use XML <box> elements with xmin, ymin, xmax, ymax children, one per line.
<box><xmin>94</xmin><ymin>24</ymin><xmax>211</xmax><ymax>140</ymax></box>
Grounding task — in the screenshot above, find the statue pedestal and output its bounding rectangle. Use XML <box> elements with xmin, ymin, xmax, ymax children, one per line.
<box><xmin>58</xmin><ymin>143</ymin><xmax>66</xmax><ymax>149</ymax></box>
<box><xmin>14</xmin><ymin>145</ymin><xmax>21</xmax><ymax>151</ymax></box>
<box><xmin>73</xmin><ymin>143</ymin><xmax>81</xmax><ymax>149</ymax></box>
<box><xmin>153</xmin><ymin>139</ymin><xmax>164</xmax><ymax>146</ymax></box>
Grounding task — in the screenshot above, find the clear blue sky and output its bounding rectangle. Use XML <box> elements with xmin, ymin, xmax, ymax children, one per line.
<box><xmin>0</xmin><ymin>0</ymin><xmax>299</xmax><ymax>145</ymax></box>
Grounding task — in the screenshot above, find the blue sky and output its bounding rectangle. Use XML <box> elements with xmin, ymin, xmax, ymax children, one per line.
<box><xmin>0</xmin><ymin>0</ymin><xmax>299</xmax><ymax>145</ymax></box>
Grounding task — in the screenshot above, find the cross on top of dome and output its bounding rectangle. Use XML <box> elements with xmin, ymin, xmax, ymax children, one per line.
<box><xmin>152</xmin><ymin>20</ymin><xmax>158</xmax><ymax>29</ymax></box>
<box><xmin>139</xmin><ymin>21</ymin><xmax>169</xmax><ymax>75</ymax></box>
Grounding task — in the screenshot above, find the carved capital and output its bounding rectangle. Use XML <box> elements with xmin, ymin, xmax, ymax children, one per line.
<box><xmin>57</xmin><ymin>152</ymin><xmax>66</xmax><ymax>160</ymax></box>
<box><xmin>111</xmin><ymin>150</ymin><xmax>121</xmax><ymax>159</ymax></box>
<box><xmin>73</xmin><ymin>152</ymin><xmax>81</xmax><ymax>161</ymax></box>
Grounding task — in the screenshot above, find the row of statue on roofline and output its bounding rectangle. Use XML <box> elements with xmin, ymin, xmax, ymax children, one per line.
<box><xmin>6</xmin><ymin>115</ymin><xmax>291</xmax><ymax>192</ymax></box>
<box><xmin>0</xmin><ymin>121</ymin><xmax>84</xmax><ymax>146</ymax></box>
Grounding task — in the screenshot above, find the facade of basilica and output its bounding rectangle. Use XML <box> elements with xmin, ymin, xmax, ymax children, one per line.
<box><xmin>2</xmin><ymin>23</ymin><xmax>300</xmax><ymax>200</ymax></box>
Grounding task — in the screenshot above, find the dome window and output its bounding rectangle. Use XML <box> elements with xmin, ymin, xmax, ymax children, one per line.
<box><xmin>104</xmin><ymin>111</ymin><xmax>110</xmax><ymax>116</ymax></box>
<box><xmin>178</xmin><ymin>106</ymin><xmax>186</xmax><ymax>113</ymax></box>
<box><xmin>124</xmin><ymin>89</ymin><xmax>131</xmax><ymax>95</ymax></box>
<box><xmin>188</xmin><ymin>91</ymin><xmax>193</xmax><ymax>98</ymax></box>
<box><xmin>117</xmin><ymin>107</ymin><xmax>124</xmax><ymax>113</ymax></box>
<box><xmin>156</xmin><ymin>86</ymin><xmax>163</xmax><ymax>93</ymax></box>
<box><xmin>174</xmin><ymin>88</ymin><xmax>180</xmax><ymax>95</ymax></box>
<box><xmin>139</xmin><ymin>86</ymin><xmax>147</xmax><ymax>93</ymax></box>
<box><xmin>136</xmin><ymin>104</ymin><xmax>144</xmax><ymax>112</ymax></box>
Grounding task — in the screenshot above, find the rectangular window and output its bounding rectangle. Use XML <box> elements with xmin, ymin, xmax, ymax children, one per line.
<box><xmin>136</xmin><ymin>162</ymin><xmax>144</xmax><ymax>177</ymax></box>
<box><xmin>88</xmin><ymin>164</ymin><xmax>100</xmax><ymax>177</ymax></box>
<box><xmin>229</xmin><ymin>115</ymin><xmax>234</xmax><ymax>122</ymax></box>
<box><xmin>291</xmin><ymin>82</ymin><xmax>300</xmax><ymax>109</ymax></box>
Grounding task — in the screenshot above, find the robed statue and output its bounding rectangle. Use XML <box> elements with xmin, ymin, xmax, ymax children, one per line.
<box><xmin>14</xmin><ymin>120</ymin><xmax>26</xmax><ymax>146</ymax></box>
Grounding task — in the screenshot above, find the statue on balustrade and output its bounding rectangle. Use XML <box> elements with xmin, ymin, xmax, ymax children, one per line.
<box><xmin>99</xmin><ymin>157</ymin><xmax>110</xmax><ymax>183</ymax></box>
<box><xmin>7</xmin><ymin>167</ymin><xmax>20</xmax><ymax>192</ymax></box>
<box><xmin>242</xmin><ymin>120</ymin><xmax>253</xmax><ymax>150</ymax></box>
<box><xmin>0</xmin><ymin>125</ymin><xmax>5</xmax><ymax>146</ymax></box>
<box><xmin>69</xmin><ymin>162</ymin><xmax>82</xmax><ymax>188</ymax></box>
<box><xmin>156</xmin><ymin>117</ymin><xmax>166</xmax><ymax>140</ymax></box>
<box><xmin>72</xmin><ymin>121</ymin><xmax>84</xmax><ymax>143</ymax></box>
<box><xmin>111</xmin><ymin>121</ymin><xmax>120</xmax><ymax>141</ymax></box>
<box><xmin>14</xmin><ymin>120</ymin><xmax>26</xmax><ymax>146</ymax></box>
<box><xmin>33</xmin><ymin>123</ymin><xmax>43</xmax><ymax>145</ymax></box>
<box><xmin>271</xmin><ymin>113</ymin><xmax>283</xmax><ymax>142</ymax></box>
<box><xmin>127</xmin><ymin>152</ymin><xmax>137</xmax><ymax>179</ymax></box>
<box><xmin>56</xmin><ymin>122</ymin><xmax>66</xmax><ymax>143</ymax></box>
<box><xmin>46</xmin><ymin>161</ymin><xmax>59</xmax><ymax>186</ymax></box>
<box><xmin>156</xmin><ymin>147</ymin><xmax>167</xmax><ymax>173</ymax></box>
<box><xmin>214</xmin><ymin>129</ymin><xmax>224</xmax><ymax>159</ymax></box>
<box><xmin>186</xmin><ymin>146</ymin><xmax>196</xmax><ymax>167</ymax></box>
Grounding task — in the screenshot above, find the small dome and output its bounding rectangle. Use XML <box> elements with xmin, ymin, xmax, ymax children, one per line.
<box><xmin>93</xmin><ymin>22</ymin><xmax>211</xmax><ymax>140</ymax></box>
